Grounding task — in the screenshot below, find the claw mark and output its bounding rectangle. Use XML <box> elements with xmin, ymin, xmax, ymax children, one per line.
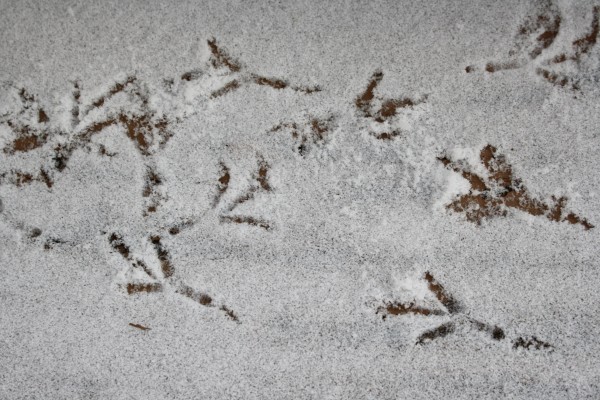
<box><xmin>513</xmin><ymin>336</ymin><xmax>553</xmax><ymax>350</ymax></box>
<box><xmin>71</xmin><ymin>81</ymin><xmax>81</xmax><ymax>126</ymax></box>
<box><xmin>355</xmin><ymin>71</ymin><xmax>425</xmax><ymax>139</ymax></box>
<box><xmin>251</xmin><ymin>75</ymin><xmax>321</xmax><ymax>93</ymax></box>
<box><xmin>356</xmin><ymin>71</ymin><xmax>383</xmax><ymax>117</ymax></box>
<box><xmin>5</xmin><ymin>124</ymin><xmax>49</xmax><ymax>153</ymax></box>
<box><xmin>484</xmin><ymin>61</ymin><xmax>522</xmax><ymax>74</ymax></box>
<box><xmin>220</xmin><ymin>305</ymin><xmax>239</xmax><ymax>321</ymax></box>
<box><xmin>439</xmin><ymin>145</ymin><xmax>593</xmax><ymax>229</ymax></box>
<box><xmin>129</xmin><ymin>323</ymin><xmax>150</xmax><ymax>331</ymax></box>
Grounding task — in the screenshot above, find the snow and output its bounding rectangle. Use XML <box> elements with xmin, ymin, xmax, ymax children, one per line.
<box><xmin>1</xmin><ymin>0</ymin><xmax>600</xmax><ymax>398</ymax></box>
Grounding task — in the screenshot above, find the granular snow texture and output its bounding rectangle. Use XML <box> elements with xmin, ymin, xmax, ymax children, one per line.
<box><xmin>1</xmin><ymin>0</ymin><xmax>600</xmax><ymax>398</ymax></box>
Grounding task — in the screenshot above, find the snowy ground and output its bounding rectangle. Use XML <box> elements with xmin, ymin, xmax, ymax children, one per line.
<box><xmin>1</xmin><ymin>0</ymin><xmax>600</xmax><ymax>398</ymax></box>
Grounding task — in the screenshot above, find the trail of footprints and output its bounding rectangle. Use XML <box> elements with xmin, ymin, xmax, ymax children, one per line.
<box><xmin>377</xmin><ymin>272</ymin><xmax>553</xmax><ymax>350</ymax></box>
<box><xmin>0</xmin><ymin>31</ymin><xmax>595</xmax><ymax>338</ymax></box>
<box><xmin>0</xmin><ymin>38</ymin><xmax>320</xmax><ymax>193</ymax></box>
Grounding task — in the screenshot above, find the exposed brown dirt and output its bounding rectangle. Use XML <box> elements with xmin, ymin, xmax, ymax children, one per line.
<box><xmin>5</xmin><ymin>121</ymin><xmax>49</xmax><ymax>154</ymax></box>
<box><xmin>220</xmin><ymin>305</ymin><xmax>239</xmax><ymax>322</ymax></box>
